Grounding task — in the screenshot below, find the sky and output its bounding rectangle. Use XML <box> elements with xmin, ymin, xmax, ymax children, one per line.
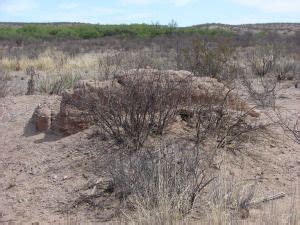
<box><xmin>0</xmin><ymin>0</ymin><xmax>299</xmax><ymax>26</ymax></box>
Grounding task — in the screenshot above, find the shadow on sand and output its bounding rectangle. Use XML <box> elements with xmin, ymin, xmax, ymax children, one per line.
<box><xmin>23</xmin><ymin>118</ymin><xmax>64</xmax><ymax>143</ymax></box>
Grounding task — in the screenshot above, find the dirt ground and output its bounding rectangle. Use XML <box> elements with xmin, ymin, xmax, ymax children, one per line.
<box><xmin>0</xmin><ymin>81</ymin><xmax>299</xmax><ymax>224</ymax></box>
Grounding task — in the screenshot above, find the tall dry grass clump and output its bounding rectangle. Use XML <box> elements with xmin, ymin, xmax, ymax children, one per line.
<box><xmin>37</xmin><ymin>70</ymin><xmax>82</xmax><ymax>95</ymax></box>
<box><xmin>0</xmin><ymin>52</ymin><xmax>55</xmax><ymax>71</ymax></box>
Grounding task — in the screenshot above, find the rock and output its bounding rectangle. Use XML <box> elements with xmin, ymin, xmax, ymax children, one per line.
<box><xmin>32</xmin><ymin>104</ymin><xmax>51</xmax><ymax>131</ymax></box>
<box><xmin>55</xmin><ymin>102</ymin><xmax>92</xmax><ymax>135</ymax></box>
<box><xmin>32</xmin><ymin>96</ymin><xmax>61</xmax><ymax>132</ymax></box>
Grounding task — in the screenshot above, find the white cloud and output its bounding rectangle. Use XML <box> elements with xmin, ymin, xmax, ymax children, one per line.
<box><xmin>231</xmin><ymin>0</ymin><xmax>300</xmax><ymax>13</ymax></box>
<box><xmin>121</xmin><ymin>0</ymin><xmax>193</xmax><ymax>7</ymax></box>
<box><xmin>0</xmin><ymin>0</ymin><xmax>39</xmax><ymax>13</ymax></box>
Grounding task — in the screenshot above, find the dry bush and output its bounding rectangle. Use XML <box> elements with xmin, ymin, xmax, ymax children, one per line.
<box><xmin>275</xmin><ymin>110</ymin><xmax>300</xmax><ymax>144</ymax></box>
<box><xmin>242</xmin><ymin>75</ymin><xmax>277</xmax><ymax>107</ymax></box>
<box><xmin>26</xmin><ymin>66</ymin><xmax>38</xmax><ymax>95</ymax></box>
<box><xmin>242</xmin><ymin>45</ymin><xmax>299</xmax><ymax>107</ymax></box>
<box><xmin>96</xmin><ymin>52</ymin><xmax>124</xmax><ymax>80</ymax></box>
<box><xmin>241</xmin><ymin>45</ymin><xmax>281</xmax><ymax>107</ymax></box>
<box><xmin>247</xmin><ymin>45</ymin><xmax>278</xmax><ymax>77</ymax></box>
<box><xmin>0</xmin><ymin>69</ymin><xmax>11</xmax><ymax>97</ymax></box>
<box><xmin>177</xmin><ymin>40</ymin><xmax>234</xmax><ymax>80</ymax></box>
<box><xmin>91</xmin><ymin>70</ymin><xmax>191</xmax><ymax>152</ymax></box>
<box><xmin>116</xmin><ymin>143</ymin><xmax>215</xmax><ymax>224</ymax></box>
<box><xmin>193</xmin><ymin>89</ymin><xmax>262</xmax><ymax>151</ymax></box>
<box><xmin>275</xmin><ymin>57</ymin><xmax>297</xmax><ymax>81</ymax></box>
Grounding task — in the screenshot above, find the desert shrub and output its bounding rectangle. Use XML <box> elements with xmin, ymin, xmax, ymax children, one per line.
<box><xmin>193</xmin><ymin>90</ymin><xmax>260</xmax><ymax>150</ymax></box>
<box><xmin>242</xmin><ymin>46</ymin><xmax>298</xmax><ymax>108</ymax></box>
<box><xmin>96</xmin><ymin>52</ymin><xmax>124</xmax><ymax>80</ymax></box>
<box><xmin>275</xmin><ymin>57</ymin><xmax>297</xmax><ymax>81</ymax></box>
<box><xmin>37</xmin><ymin>72</ymin><xmax>81</xmax><ymax>95</ymax></box>
<box><xmin>91</xmin><ymin>70</ymin><xmax>191</xmax><ymax>152</ymax></box>
<box><xmin>177</xmin><ymin>40</ymin><xmax>234</xmax><ymax>80</ymax></box>
<box><xmin>242</xmin><ymin>75</ymin><xmax>277</xmax><ymax>107</ymax></box>
<box><xmin>275</xmin><ymin>110</ymin><xmax>300</xmax><ymax>144</ymax></box>
<box><xmin>243</xmin><ymin>45</ymin><xmax>299</xmax><ymax>107</ymax></box>
<box><xmin>26</xmin><ymin>66</ymin><xmax>38</xmax><ymax>95</ymax></box>
<box><xmin>247</xmin><ymin>45</ymin><xmax>278</xmax><ymax>77</ymax></box>
<box><xmin>115</xmin><ymin>143</ymin><xmax>216</xmax><ymax>224</ymax></box>
<box><xmin>0</xmin><ymin>69</ymin><xmax>11</xmax><ymax>97</ymax></box>
<box><xmin>242</xmin><ymin>45</ymin><xmax>280</xmax><ymax>107</ymax></box>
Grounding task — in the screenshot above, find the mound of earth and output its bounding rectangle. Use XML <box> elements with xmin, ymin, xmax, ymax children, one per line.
<box><xmin>32</xmin><ymin>69</ymin><xmax>259</xmax><ymax>135</ymax></box>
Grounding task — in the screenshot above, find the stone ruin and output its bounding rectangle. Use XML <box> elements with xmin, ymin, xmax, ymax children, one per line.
<box><xmin>32</xmin><ymin>69</ymin><xmax>259</xmax><ymax>135</ymax></box>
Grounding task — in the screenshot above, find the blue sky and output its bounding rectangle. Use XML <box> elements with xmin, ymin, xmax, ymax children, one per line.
<box><xmin>0</xmin><ymin>0</ymin><xmax>299</xmax><ymax>26</ymax></box>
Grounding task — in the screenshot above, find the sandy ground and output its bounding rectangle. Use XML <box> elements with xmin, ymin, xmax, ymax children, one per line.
<box><xmin>0</xmin><ymin>82</ymin><xmax>299</xmax><ymax>224</ymax></box>
<box><xmin>0</xmin><ymin>95</ymin><xmax>119</xmax><ymax>224</ymax></box>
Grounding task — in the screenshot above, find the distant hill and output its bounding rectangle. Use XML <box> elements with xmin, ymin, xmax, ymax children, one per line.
<box><xmin>0</xmin><ymin>23</ymin><xmax>234</xmax><ymax>40</ymax></box>
<box><xmin>0</xmin><ymin>22</ymin><xmax>298</xmax><ymax>41</ymax></box>
<box><xmin>193</xmin><ymin>23</ymin><xmax>300</xmax><ymax>36</ymax></box>
<box><xmin>1</xmin><ymin>22</ymin><xmax>299</xmax><ymax>30</ymax></box>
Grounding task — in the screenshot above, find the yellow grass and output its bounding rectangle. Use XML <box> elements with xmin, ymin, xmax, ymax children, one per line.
<box><xmin>0</xmin><ymin>49</ymin><xmax>99</xmax><ymax>73</ymax></box>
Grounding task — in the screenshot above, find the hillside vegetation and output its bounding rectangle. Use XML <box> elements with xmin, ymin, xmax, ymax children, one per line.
<box><xmin>0</xmin><ymin>23</ymin><xmax>234</xmax><ymax>40</ymax></box>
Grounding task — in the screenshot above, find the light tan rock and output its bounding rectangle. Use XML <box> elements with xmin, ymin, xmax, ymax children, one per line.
<box><xmin>33</xmin><ymin>105</ymin><xmax>51</xmax><ymax>132</ymax></box>
<box><xmin>32</xmin><ymin>96</ymin><xmax>61</xmax><ymax>132</ymax></box>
